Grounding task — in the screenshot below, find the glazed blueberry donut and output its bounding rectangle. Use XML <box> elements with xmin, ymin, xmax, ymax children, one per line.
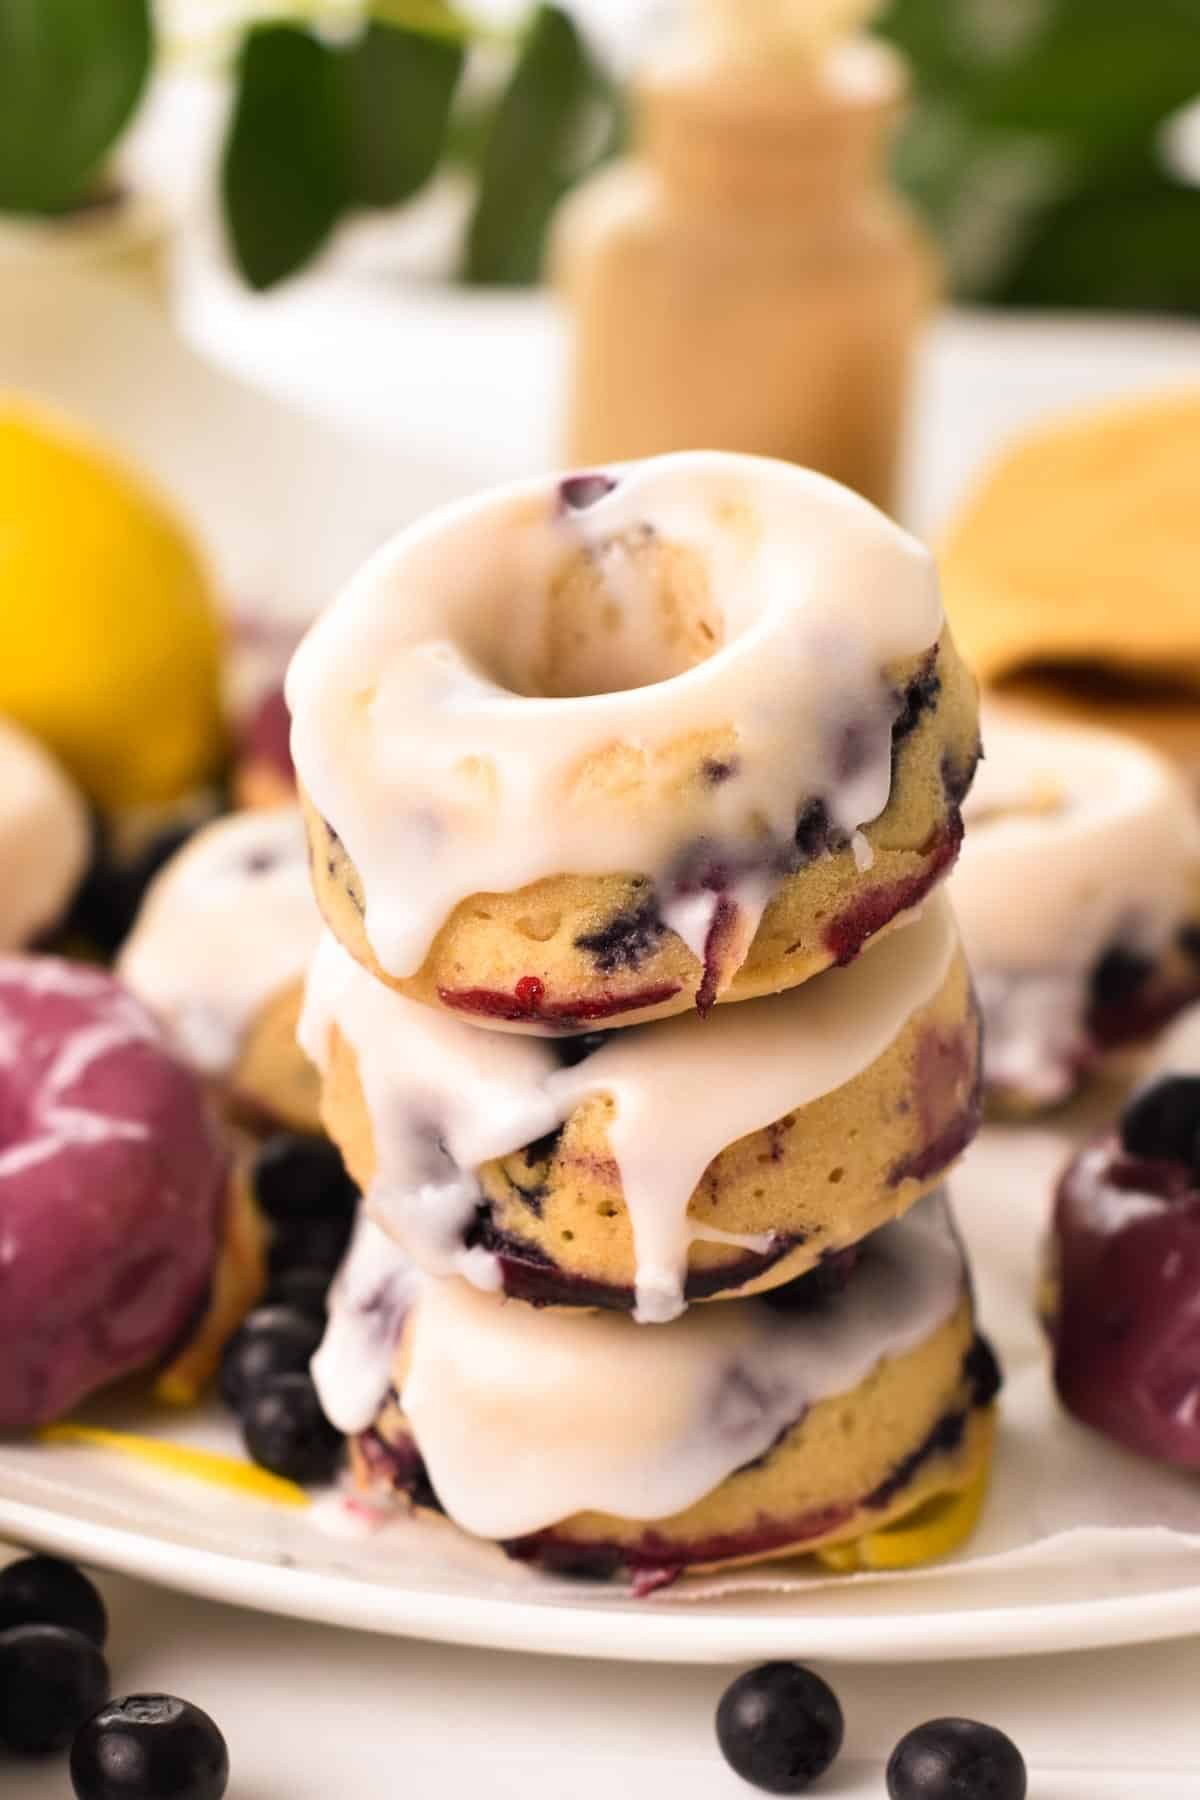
<box><xmin>0</xmin><ymin>717</ymin><xmax>89</xmax><ymax>950</ymax></box>
<box><xmin>319</xmin><ymin>1195</ymin><xmax>998</xmax><ymax>1587</ymax></box>
<box><xmin>287</xmin><ymin>452</ymin><xmax>979</xmax><ymax>1031</ymax></box>
<box><xmin>301</xmin><ymin>894</ymin><xmax>980</xmax><ymax>1321</ymax></box>
<box><xmin>951</xmin><ymin>712</ymin><xmax>1200</xmax><ymax>1115</ymax></box>
<box><xmin>1045</xmin><ymin>1005</ymin><xmax>1200</xmax><ymax>1467</ymax></box>
<box><xmin>0</xmin><ymin>957</ymin><xmax>228</xmax><ymax>1429</ymax></box>
<box><xmin>117</xmin><ymin>809</ymin><xmax>323</xmax><ymax>1133</ymax></box>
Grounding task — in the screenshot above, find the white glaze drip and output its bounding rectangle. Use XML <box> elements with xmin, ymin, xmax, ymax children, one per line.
<box><xmin>300</xmin><ymin>895</ymin><xmax>958</xmax><ymax>1321</ymax></box>
<box><xmin>953</xmin><ymin>714</ymin><xmax>1199</xmax><ymax>977</ymax></box>
<box><xmin>286</xmin><ymin>452</ymin><xmax>942</xmax><ymax>988</ymax></box>
<box><xmin>312</xmin><ymin>1208</ymin><xmax>418</xmax><ymax>1434</ymax></box>
<box><xmin>395</xmin><ymin>1191</ymin><xmax>964</xmax><ymax>1539</ymax></box>
<box><xmin>117</xmin><ymin>809</ymin><xmax>321</xmax><ymax>1075</ymax></box>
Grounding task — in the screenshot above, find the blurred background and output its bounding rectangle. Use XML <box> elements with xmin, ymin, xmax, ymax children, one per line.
<box><xmin>2</xmin><ymin>0</ymin><xmax>1199</xmax><ymax>811</ymax></box>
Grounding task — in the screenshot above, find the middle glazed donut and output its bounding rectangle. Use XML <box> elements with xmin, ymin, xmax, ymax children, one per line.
<box><xmin>301</xmin><ymin>893</ymin><xmax>980</xmax><ymax>1322</ymax></box>
<box><xmin>287</xmin><ymin>452</ymin><xmax>979</xmax><ymax>1029</ymax></box>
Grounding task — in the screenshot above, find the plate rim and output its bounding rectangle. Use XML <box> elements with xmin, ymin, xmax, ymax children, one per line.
<box><xmin>3</xmin><ymin>1492</ymin><xmax>1199</xmax><ymax>1666</ymax></box>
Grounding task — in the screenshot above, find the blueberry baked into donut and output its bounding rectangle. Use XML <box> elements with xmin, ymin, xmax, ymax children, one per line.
<box><xmin>951</xmin><ymin>712</ymin><xmax>1200</xmax><ymax>1114</ymax></box>
<box><xmin>118</xmin><ymin>809</ymin><xmax>324</xmax><ymax>1134</ymax></box>
<box><xmin>301</xmin><ymin>893</ymin><xmax>980</xmax><ymax>1320</ymax></box>
<box><xmin>317</xmin><ymin>1195</ymin><xmax>997</xmax><ymax>1588</ymax></box>
<box><xmin>1045</xmin><ymin>1004</ymin><xmax>1200</xmax><ymax>1466</ymax></box>
<box><xmin>287</xmin><ymin>452</ymin><xmax>979</xmax><ymax>1031</ymax></box>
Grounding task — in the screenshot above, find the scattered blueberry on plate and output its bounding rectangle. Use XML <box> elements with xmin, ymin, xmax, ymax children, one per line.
<box><xmin>715</xmin><ymin>1662</ymin><xmax>844</xmax><ymax>1792</ymax></box>
<box><xmin>0</xmin><ymin>1552</ymin><xmax>108</xmax><ymax>1646</ymax></box>
<box><xmin>71</xmin><ymin>1693</ymin><xmax>230</xmax><ymax>1800</ymax></box>
<box><xmin>1119</xmin><ymin>1074</ymin><xmax>1200</xmax><ymax>1172</ymax></box>
<box><xmin>887</xmin><ymin>1716</ymin><xmax>1027</xmax><ymax>1800</ymax></box>
<box><xmin>253</xmin><ymin>1132</ymin><xmax>359</xmax><ymax>1224</ymax></box>
<box><xmin>264</xmin><ymin>1264</ymin><xmax>331</xmax><ymax>1322</ymax></box>
<box><xmin>218</xmin><ymin>1304</ymin><xmax>326</xmax><ymax>1412</ymax></box>
<box><xmin>0</xmin><ymin>1621</ymin><xmax>110</xmax><ymax>1753</ymax></box>
<box><xmin>241</xmin><ymin>1371</ymin><xmax>345</xmax><ymax>1484</ymax></box>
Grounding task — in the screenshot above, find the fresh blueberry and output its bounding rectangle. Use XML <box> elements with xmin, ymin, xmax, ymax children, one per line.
<box><xmin>241</xmin><ymin>1373</ymin><xmax>344</xmax><ymax>1485</ymax></box>
<box><xmin>218</xmin><ymin>1306</ymin><xmax>325</xmax><ymax>1413</ymax></box>
<box><xmin>0</xmin><ymin>1554</ymin><xmax>107</xmax><ymax>1647</ymax></box>
<box><xmin>1119</xmin><ymin>1075</ymin><xmax>1200</xmax><ymax>1172</ymax></box>
<box><xmin>253</xmin><ymin>1134</ymin><xmax>358</xmax><ymax>1224</ymax></box>
<box><xmin>267</xmin><ymin>1209</ymin><xmax>355</xmax><ymax>1278</ymax></box>
<box><xmin>0</xmin><ymin>1623</ymin><xmax>110</xmax><ymax>1754</ymax></box>
<box><xmin>263</xmin><ymin>1265</ymin><xmax>330</xmax><ymax>1322</ymax></box>
<box><xmin>715</xmin><ymin>1662</ymin><xmax>844</xmax><ymax>1793</ymax></box>
<box><xmin>70</xmin><ymin>1693</ymin><xmax>229</xmax><ymax>1800</ymax></box>
<box><xmin>887</xmin><ymin>1717</ymin><xmax>1026</xmax><ymax>1800</ymax></box>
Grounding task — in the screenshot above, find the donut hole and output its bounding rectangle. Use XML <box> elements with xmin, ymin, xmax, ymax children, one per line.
<box><xmin>464</xmin><ymin>532</ymin><xmax>730</xmax><ymax>702</ymax></box>
<box><xmin>540</xmin><ymin>538</ymin><xmax>724</xmax><ymax>699</ymax></box>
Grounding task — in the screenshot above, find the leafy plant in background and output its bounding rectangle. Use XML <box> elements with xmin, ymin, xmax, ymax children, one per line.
<box><xmin>876</xmin><ymin>0</ymin><xmax>1200</xmax><ymax>312</ymax></box>
<box><xmin>221</xmin><ymin>1</ymin><xmax>622</xmax><ymax>288</ymax></box>
<box><xmin>0</xmin><ymin>0</ymin><xmax>152</xmax><ymax>212</ymax></box>
<box><xmin>3</xmin><ymin>0</ymin><xmax>1198</xmax><ymax>311</ymax></box>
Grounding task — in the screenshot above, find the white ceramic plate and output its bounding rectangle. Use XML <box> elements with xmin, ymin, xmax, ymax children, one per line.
<box><xmin>4</xmin><ymin>1118</ymin><xmax>1200</xmax><ymax>1665</ymax></box>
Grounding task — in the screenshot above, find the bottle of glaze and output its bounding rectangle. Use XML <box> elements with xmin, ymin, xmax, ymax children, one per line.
<box><xmin>553</xmin><ymin>0</ymin><xmax>936</xmax><ymax>513</ymax></box>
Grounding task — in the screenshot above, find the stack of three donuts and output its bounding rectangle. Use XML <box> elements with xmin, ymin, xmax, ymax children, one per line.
<box><xmin>285</xmin><ymin>450</ymin><xmax>997</xmax><ymax>1584</ymax></box>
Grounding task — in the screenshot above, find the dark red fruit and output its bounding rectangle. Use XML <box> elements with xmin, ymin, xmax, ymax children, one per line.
<box><xmin>1051</xmin><ymin>1135</ymin><xmax>1200</xmax><ymax>1465</ymax></box>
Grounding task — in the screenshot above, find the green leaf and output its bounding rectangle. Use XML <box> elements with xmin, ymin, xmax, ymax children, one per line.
<box><xmin>342</xmin><ymin>21</ymin><xmax>464</xmax><ymax>208</ymax></box>
<box><xmin>1001</xmin><ymin>162</ymin><xmax>1200</xmax><ymax>313</ymax></box>
<box><xmin>221</xmin><ymin>23</ymin><xmax>348</xmax><ymax>292</ymax></box>
<box><xmin>368</xmin><ymin>0</ymin><xmax>475</xmax><ymax>44</ymax></box>
<box><xmin>464</xmin><ymin>4</ymin><xmax>610</xmax><ymax>287</ymax></box>
<box><xmin>0</xmin><ymin>0</ymin><xmax>152</xmax><ymax>213</ymax></box>
<box><xmin>877</xmin><ymin>0</ymin><xmax>1200</xmax><ymax>314</ymax></box>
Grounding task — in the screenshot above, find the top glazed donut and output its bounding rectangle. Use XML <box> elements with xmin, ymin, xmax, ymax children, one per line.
<box><xmin>287</xmin><ymin>453</ymin><xmax>979</xmax><ymax>1030</ymax></box>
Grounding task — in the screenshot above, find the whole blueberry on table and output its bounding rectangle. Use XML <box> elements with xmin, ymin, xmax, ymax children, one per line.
<box><xmin>241</xmin><ymin>1371</ymin><xmax>344</xmax><ymax>1484</ymax></box>
<box><xmin>887</xmin><ymin>1717</ymin><xmax>1027</xmax><ymax>1800</ymax></box>
<box><xmin>0</xmin><ymin>1622</ymin><xmax>110</xmax><ymax>1753</ymax></box>
<box><xmin>71</xmin><ymin>1693</ymin><xmax>229</xmax><ymax>1800</ymax></box>
<box><xmin>218</xmin><ymin>1304</ymin><xmax>325</xmax><ymax>1412</ymax></box>
<box><xmin>715</xmin><ymin>1662</ymin><xmax>844</xmax><ymax>1792</ymax></box>
<box><xmin>0</xmin><ymin>1553</ymin><xmax>108</xmax><ymax>1646</ymax></box>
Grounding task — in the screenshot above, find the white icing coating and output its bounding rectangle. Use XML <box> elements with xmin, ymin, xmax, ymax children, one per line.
<box><xmin>0</xmin><ymin>718</ymin><xmax>88</xmax><ymax>951</ymax></box>
<box><xmin>286</xmin><ymin>452</ymin><xmax>942</xmax><ymax>990</ymax></box>
<box><xmin>117</xmin><ymin>808</ymin><xmax>321</xmax><ymax>1075</ymax></box>
<box><xmin>312</xmin><ymin>1208</ymin><xmax>418</xmax><ymax>1435</ymax></box>
<box><xmin>300</xmin><ymin>894</ymin><xmax>958</xmax><ymax>1322</ymax></box>
<box><xmin>953</xmin><ymin>714</ymin><xmax>1199</xmax><ymax>976</ymax></box>
<box><xmin>395</xmin><ymin>1192</ymin><xmax>964</xmax><ymax>1539</ymax></box>
<box><xmin>953</xmin><ymin>715</ymin><xmax>1200</xmax><ymax>1103</ymax></box>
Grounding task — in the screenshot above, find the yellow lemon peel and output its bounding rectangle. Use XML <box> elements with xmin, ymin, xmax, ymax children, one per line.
<box><xmin>814</xmin><ymin>1463</ymin><xmax>989</xmax><ymax>1574</ymax></box>
<box><xmin>38</xmin><ymin>1423</ymin><xmax>309</xmax><ymax>1509</ymax></box>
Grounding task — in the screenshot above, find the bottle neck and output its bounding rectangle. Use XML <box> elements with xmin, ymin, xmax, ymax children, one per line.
<box><xmin>636</xmin><ymin>37</ymin><xmax>906</xmax><ymax>219</ymax></box>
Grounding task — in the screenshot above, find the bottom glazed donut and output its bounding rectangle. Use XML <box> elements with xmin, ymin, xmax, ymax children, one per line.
<box><xmin>318</xmin><ymin>1193</ymin><xmax>999</xmax><ymax>1587</ymax></box>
